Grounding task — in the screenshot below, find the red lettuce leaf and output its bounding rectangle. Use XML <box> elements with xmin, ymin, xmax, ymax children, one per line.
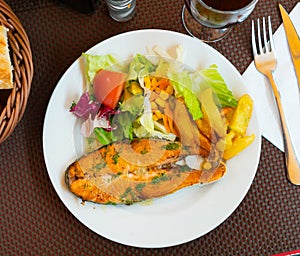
<box><xmin>70</xmin><ymin>92</ymin><xmax>100</xmax><ymax>120</ymax></box>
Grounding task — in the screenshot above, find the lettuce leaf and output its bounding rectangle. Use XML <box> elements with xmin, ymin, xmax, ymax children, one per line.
<box><xmin>115</xmin><ymin>94</ymin><xmax>144</xmax><ymax>140</ymax></box>
<box><xmin>94</xmin><ymin>127</ymin><xmax>112</xmax><ymax>146</ymax></box>
<box><xmin>199</xmin><ymin>64</ymin><xmax>237</xmax><ymax>107</ymax></box>
<box><xmin>168</xmin><ymin>70</ymin><xmax>203</xmax><ymax>120</ymax></box>
<box><xmin>82</xmin><ymin>53</ymin><xmax>124</xmax><ymax>84</ymax></box>
<box><xmin>119</xmin><ymin>94</ymin><xmax>144</xmax><ymax>116</ymax></box>
<box><xmin>154</xmin><ymin>59</ymin><xmax>171</xmax><ymax>78</ymax></box>
<box><xmin>139</xmin><ymin>90</ymin><xmax>154</xmax><ymax>132</ymax></box>
<box><xmin>113</xmin><ymin>112</ymin><xmax>135</xmax><ymax>140</ymax></box>
<box><xmin>127</xmin><ymin>54</ymin><xmax>155</xmax><ymax>86</ymax></box>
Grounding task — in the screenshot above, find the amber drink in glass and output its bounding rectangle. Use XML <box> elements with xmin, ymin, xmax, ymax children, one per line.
<box><xmin>182</xmin><ymin>0</ymin><xmax>258</xmax><ymax>42</ymax></box>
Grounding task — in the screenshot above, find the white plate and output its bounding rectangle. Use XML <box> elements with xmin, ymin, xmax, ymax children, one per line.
<box><xmin>43</xmin><ymin>29</ymin><xmax>261</xmax><ymax>248</ymax></box>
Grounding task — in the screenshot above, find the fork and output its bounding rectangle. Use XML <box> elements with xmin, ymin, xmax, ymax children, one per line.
<box><xmin>251</xmin><ymin>16</ymin><xmax>300</xmax><ymax>185</ymax></box>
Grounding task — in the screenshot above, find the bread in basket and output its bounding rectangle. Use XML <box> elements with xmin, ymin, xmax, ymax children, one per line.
<box><xmin>0</xmin><ymin>0</ymin><xmax>33</xmax><ymax>143</ymax></box>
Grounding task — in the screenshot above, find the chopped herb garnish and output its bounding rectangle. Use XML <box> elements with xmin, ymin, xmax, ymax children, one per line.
<box><xmin>140</xmin><ymin>148</ymin><xmax>149</xmax><ymax>155</ymax></box>
<box><xmin>93</xmin><ymin>162</ymin><xmax>107</xmax><ymax>171</ymax></box>
<box><xmin>163</xmin><ymin>142</ymin><xmax>179</xmax><ymax>150</ymax></box>
<box><xmin>121</xmin><ymin>187</ymin><xmax>133</xmax><ymax>199</ymax></box>
<box><xmin>105</xmin><ymin>201</ymin><xmax>117</xmax><ymax>206</ymax></box>
<box><xmin>136</xmin><ymin>183</ymin><xmax>146</xmax><ymax>191</ymax></box>
<box><xmin>112</xmin><ymin>153</ymin><xmax>119</xmax><ymax>164</ymax></box>
<box><xmin>151</xmin><ymin>173</ymin><xmax>169</xmax><ymax>184</ymax></box>
<box><xmin>124</xmin><ymin>200</ymin><xmax>134</xmax><ymax>205</ymax></box>
<box><xmin>179</xmin><ymin>165</ymin><xmax>191</xmax><ymax>172</ymax></box>
<box><xmin>120</xmin><ymin>187</ymin><xmax>139</xmax><ymax>204</ymax></box>
<box><xmin>111</xmin><ymin>172</ymin><xmax>123</xmax><ymax>179</ymax></box>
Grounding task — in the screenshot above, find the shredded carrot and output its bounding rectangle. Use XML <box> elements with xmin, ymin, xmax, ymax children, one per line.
<box><xmin>166</xmin><ymin>115</ymin><xmax>176</xmax><ymax>135</ymax></box>
<box><xmin>150</xmin><ymin>77</ymin><xmax>158</xmax><ymax>91</ymax></box>
<box><xmin>162</xmin><ymin>114</ymin><xmax>170</xmax><ymax>133</ymax></box>
<box><xmin>145</xmin><ymin>76</ymin><xmax>171</xmax><ymax>92</ymax></box>
<box><xmin>155</xmin><ymin>78</ymin><xmax>170</xmax><ymax>92</ymax></box>
<box><xmin>146</xmin><ymin>76</ymin><xmax>178</xmax><ymax>135</ymax></box>
<box><xmin>164</xmin><ymin>103</ymin><xmax>174</xmax><ymax>134</ymax></box>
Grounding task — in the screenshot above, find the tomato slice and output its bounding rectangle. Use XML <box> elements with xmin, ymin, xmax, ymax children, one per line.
<box><xmin>93</xmin><ymin>69</ymin><xmax>127</xmax><ymax>109</ymax></box>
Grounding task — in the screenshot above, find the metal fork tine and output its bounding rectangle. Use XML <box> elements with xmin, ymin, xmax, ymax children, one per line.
<box><xmin>262</xmin><ymin>17</ymin><xmax>269</xmax><ymax>53</ymax></box>
<box><xmin>251</xmin><ymin>20</ymin><xmax>257</xmax><ymax>56</ymax></box>
<box><xmin>268</xmin><ymin>16</ymin><xmax>275</xmax><ymax>51</ymax></box>
<box><xmin>257</xmin><ymin>19</ymin><xmax>263</xmax><ymax>54</ymax></box>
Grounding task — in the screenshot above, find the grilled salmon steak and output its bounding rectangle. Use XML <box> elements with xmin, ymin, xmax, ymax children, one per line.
<box><xmin>65</xmin><ymin>138</ymin><xmax>226</xmax><ymax>205</ymax></box>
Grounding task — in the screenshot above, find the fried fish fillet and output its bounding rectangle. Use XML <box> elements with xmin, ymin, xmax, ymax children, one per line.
<box><xmin>65</xmin><ymin>139</ymin><xmax>226</xmax><ymax>205</ymax></box>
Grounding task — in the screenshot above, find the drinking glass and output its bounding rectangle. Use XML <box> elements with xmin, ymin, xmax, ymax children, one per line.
<box><xmin>105</xmin><ymin>0</ymin><xmax>136</xmax><ymax>22</ymax></box>
<box><xmin>182</xmin><ymin>0</ymin><xmax>258</xmax><ymax>42</ymax></box>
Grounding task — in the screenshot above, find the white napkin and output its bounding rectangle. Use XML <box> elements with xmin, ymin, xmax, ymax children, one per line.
<box><xmin>243</xmin><ymin>3</ymin><xmax>300</xmax><ymax>154</ymax></box>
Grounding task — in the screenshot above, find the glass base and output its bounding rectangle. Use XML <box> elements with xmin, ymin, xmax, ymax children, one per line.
<box><xmin>181</xmin><ymin>5</ymin><xmax>232</xmax><ymax>43</ymax></box>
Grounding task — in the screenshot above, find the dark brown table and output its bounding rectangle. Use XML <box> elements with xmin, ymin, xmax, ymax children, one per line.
<box><xmin>1</xmin><ymin>0</ymin><xmax>299</xmax><ymax>255</ymax></box>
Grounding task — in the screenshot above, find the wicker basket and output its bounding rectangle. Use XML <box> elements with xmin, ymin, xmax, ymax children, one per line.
<box><xmin>0</xmin><ymin>0</ymin><xmax>33</xmax><ymax>144</ymax></box>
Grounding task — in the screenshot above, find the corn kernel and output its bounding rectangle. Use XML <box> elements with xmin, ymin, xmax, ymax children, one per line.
<box><xmin>155</xmin><ymin>97</ymin><xmax>166</xmax><ymax>108</ymax></box>
<box><xmin>159</xmin><ymin>90</ymin><xmax>169</xmax><ymax>101</ymax></box>
<box><xmin>151</xmin><ymin>101</ymin><xmax>158</xmax><ymax>110</ymax></box>
<box><xmin>144</xmin><ymin>76</ymin><xmax>151</xmax><ymax>89</ymax></box>
<box><xmin>165</xmin><ymin>85</ymin><xmax>174</xmax><ymax>95</ymax></box>
<box><xmin>154</xmin><ymin>110</ymin><xmax>162</xmax><ymax>119</ymax></box>
<box><xmin>150</xmin><ymin>92</ymin><xmax>159</xmax><ymax>101</ymax></box>
<box><xmin>152</xmin><ymin>114</ymin><xmax>159</xmax><ymax>121</ymax></box>
<box><xmin>203</xmin><ymin>161</ymin><xmax>212</xmax><ymax>170</ymax></box>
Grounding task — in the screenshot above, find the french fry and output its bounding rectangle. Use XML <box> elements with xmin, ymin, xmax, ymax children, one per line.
<box><xmin>222</xmin><ymin>94</ymin><xmax>255</xmax><ymax>160</ymax></box>
<box><xmin>223</xmin><ymin>134</ymin><xmax>255</xmax><ymax>160</ymax></box>
<box><xmin>224</xmin><ymin>130</ymin><xmax>236</xmax><ymax>150</ymax></box>
<box><xmin>229</xmin><ymin>94</ymin><xmax>253</xmax><ymax>135</ymax></box>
